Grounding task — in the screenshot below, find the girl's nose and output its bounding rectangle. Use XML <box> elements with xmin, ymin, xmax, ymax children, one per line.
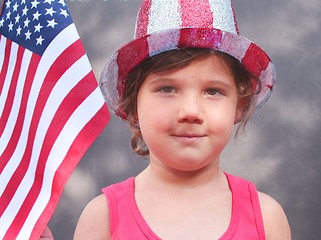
<box><xmin>176</xmin><ymin>94</ymin><xmax>204</xmax><ymax>124</ymax></box>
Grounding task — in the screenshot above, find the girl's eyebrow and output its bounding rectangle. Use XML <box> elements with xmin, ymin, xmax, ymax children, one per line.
<box><xmin>147</xmin><ymin>76</ymin><xmax>234</xmax><ymax>88</ymax></box>
<box><xmin>206</xmin><ymin>78</ymin><xmax>235</xmax><ymax>88</ymax></box>
<box><xmin>147</xmin><ymin>77</ymin><xmax>176</xmax><ymax>85</ymax></box>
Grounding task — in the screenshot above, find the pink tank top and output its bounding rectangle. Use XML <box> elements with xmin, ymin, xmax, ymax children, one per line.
<box><xmin>102</xmin><ymin>173</ymin><xmax>266</xmax><ymax>240</ymax></box>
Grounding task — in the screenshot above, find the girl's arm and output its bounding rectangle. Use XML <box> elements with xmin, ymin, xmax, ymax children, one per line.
<box><xmin>73</xmin><ymin>194</ymin><xmax>110</xmax><ymax>240</ymax></box>
<box><xmin>258</xmin><ymin>192</ymin><xmax>291</xmax><ymax>240</ymax></box>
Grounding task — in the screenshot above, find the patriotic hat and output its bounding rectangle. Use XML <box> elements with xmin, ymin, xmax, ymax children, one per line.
<box><xmin>100</xmin><ymin>0</ymin><xmax>276</xmax><ymax>119</ymax></box>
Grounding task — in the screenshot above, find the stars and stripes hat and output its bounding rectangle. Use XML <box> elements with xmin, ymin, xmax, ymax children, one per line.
<box><xmin>100</xmin><ymin>0</ymin><xmax>276</xmax><ymax>119</ymax></box>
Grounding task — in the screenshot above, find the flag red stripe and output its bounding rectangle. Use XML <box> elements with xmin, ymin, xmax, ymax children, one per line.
<box><xmin>0</xmin><ymin>38</ymin><xmax>11</xmax><ymax>95</ymax></box>
<box><xmin>0</xmin><ymin>53</ymin><xmax>40</xmax><ymax>173</ymax></box>
<box><xmin>0</xmin><ymin>40</ymin><xmax>84</xmax><ymax>217</ymax></box>
<box><xmin>30</xmin><ymin>104</ymin><xmax>109</xmax><ymax>239</ymax></box>
<box><xmin>4</xmin><ymin>72</ymin><xmax>99</xmax><ymax>239</ymax></box>
<box><xmin>0</xmin><ymin>45</ymin><xmax>25</xmax><ymax>136</ymax></box>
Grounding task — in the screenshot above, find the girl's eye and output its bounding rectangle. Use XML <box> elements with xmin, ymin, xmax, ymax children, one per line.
<box><xmin>205</xmin><ymin>88</ymin><xmax>221</xmax><ymax>96</ymax></box>
<box><xmin>160</xmin><ymin>86</ymin><xmax>176</xmax><ymax>94</ymax></box>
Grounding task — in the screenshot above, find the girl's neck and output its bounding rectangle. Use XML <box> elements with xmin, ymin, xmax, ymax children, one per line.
<box><xmin>136</xmin><ymin>160</ymin><xmax>226</xmax><ymax>192</ymax></box>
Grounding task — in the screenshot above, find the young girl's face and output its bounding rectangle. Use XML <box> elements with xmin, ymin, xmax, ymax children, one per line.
<box><xmin>137</xmin><ymin>55</ymin><xmax>239</xmax><ymax>172</ymax></box>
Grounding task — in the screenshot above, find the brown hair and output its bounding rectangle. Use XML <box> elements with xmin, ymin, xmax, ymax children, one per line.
<box><xmin>119</xmin><ymin>48</ymin><xmax>261</xmax><ymax>156</ymax></box>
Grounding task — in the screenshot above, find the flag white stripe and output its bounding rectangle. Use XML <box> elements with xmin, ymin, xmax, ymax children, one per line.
<box><xmin>0</xmin><ymin>24</ymin><xmax>79</xmax><ymax>195</ymax></box>
<box><xmin>0</xmin><ymin>47</ymin><xmax>32</xmax><ymax>156</ymax></box>
<box><xmin>17</xmin><ymin>87</ymin><xmax>105</xmax><ymax>238</ymax></box>
<box><xmin>0</xmin><ymin>53</ymin><xmax>91</xmax><ymax>237</ymax></box>
<box><xmin>0</xmin><ymin>36</ymin><xmax>6</xmax><ymax>80</ymax></box>
<box><xmin>209</xmin><ymin>0</ymin><xmax>237</xmax><ymax>34</ymax></box>
<box><xmin>0</xmin><ymin>40</ymin><xmax>18</xmax><ymax>116</ymax></box>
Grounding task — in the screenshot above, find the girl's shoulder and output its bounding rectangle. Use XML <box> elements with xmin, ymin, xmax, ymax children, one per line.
<box><xmin>73</xmin><ymin>194</ymin><xmax>110</xmax><ymax>240</ymax></box>
<box><xmin>258</xmin><ymin>191</ymin><xmax>291</xmax><ymax>240</ymax></box>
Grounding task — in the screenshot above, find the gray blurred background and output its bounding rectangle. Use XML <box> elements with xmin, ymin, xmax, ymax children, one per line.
<box><xmin>48</xmin><ymin>0</ymin><xmax>321</xmax><ymax>239</ymax></box>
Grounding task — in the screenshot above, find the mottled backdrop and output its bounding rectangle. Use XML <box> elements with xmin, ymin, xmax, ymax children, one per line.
<box><xmin>48</xmin><ymin>0</ymin><xmax>321</xmax><ymax>239</ymax></box>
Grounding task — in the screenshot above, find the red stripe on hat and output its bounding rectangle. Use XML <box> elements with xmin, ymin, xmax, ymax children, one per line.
<box><xmin>242</xmin><ymin>43</ymin><xmax>270</xmax><ymax>91</ymax></box>
<box><xmin>116</xmin><ymin>37</ymin><xmax>149</xmax><ymax>97</ymax></box>
<box><xmin>135</xmin><ymin>0</ymin><xmax>152</xmax><ymax>38</ymax></box>
<box><xmin>179</xmin><ymin>0</ymin><xmax>213</xmax><ymax>28</ymax></box>
<box><xmin>178</xmin><ymin>28</ymin><xmax>222</xmax><ymax>49</ymax></box>
<box><xmin>242</xmin><ymin>43</ymin><xmax>270</xmax><ymax>77</ymax></box>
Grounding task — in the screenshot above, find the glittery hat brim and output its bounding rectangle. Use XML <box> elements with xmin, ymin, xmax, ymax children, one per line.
<box><xmin>100</xmin><ymin>27</ymin><xmax>276</xmax><ymax>120</ymax></box>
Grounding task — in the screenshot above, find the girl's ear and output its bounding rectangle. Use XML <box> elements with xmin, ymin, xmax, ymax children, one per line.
<box><xmin>234</xmin><ymin>98</ymin><xmax>246</xmax><ymax>124</ymax></box>
<box><xmin>234</xmin><ymin>108</ymin><xmax>243</xmax><ymax>124</ymax></box>
<box><xmin>133</xmin><ymin>112</ymin><xmax>139</xmax><ymax>125</ymax></box>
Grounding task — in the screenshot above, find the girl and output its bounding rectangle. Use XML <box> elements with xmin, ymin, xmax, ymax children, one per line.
<box><xmin>74</xmin><ymin>0</ymin><xmax>291</xmax><ymax>239</ymax></box>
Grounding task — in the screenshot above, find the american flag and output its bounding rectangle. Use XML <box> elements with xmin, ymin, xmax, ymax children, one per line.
<box><xmin>0</xmin><ymin>0</ymin><xmax>109</xmax><ymax>239</ymax></box>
